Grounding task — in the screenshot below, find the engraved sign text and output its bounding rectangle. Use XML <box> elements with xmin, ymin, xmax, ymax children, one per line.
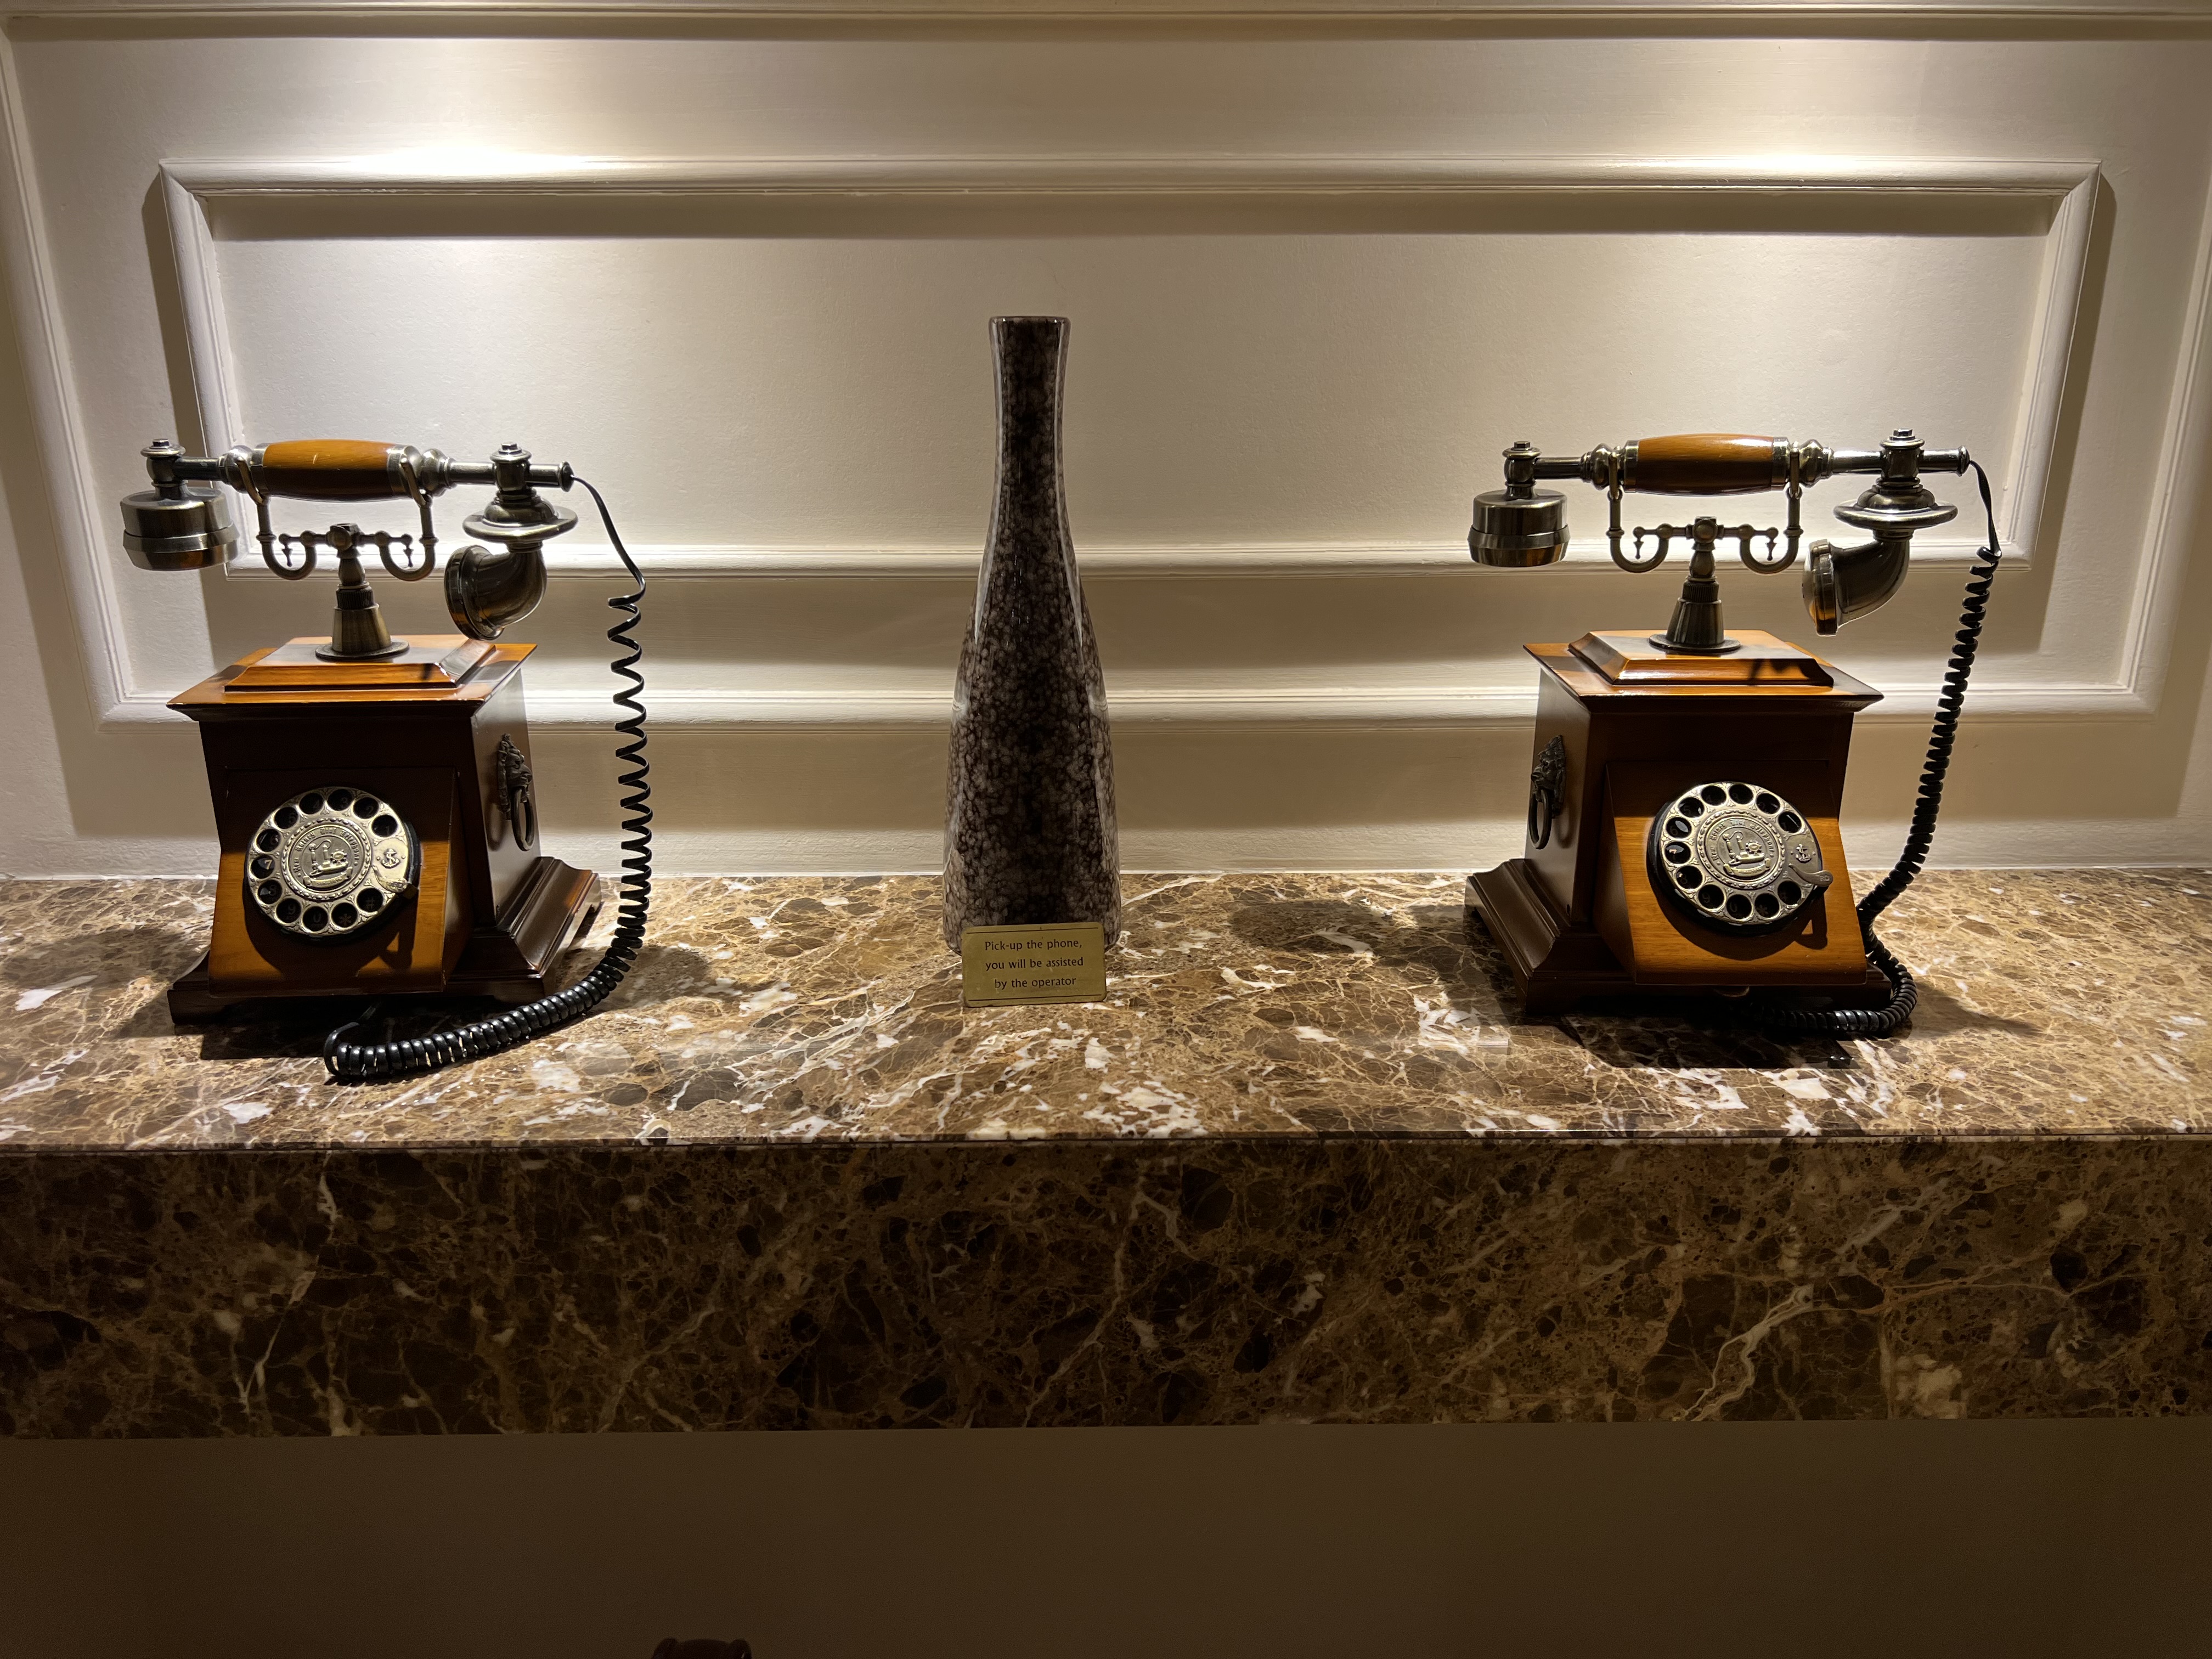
<box><xmin>960</xmin><ymin>922</ymin><xmax>1108</xmax><ymax>1008</ymax></box>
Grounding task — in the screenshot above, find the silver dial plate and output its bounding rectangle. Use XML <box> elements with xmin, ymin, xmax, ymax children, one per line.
<box><xmin>246</xmin><ymin>786</ymin><xmax>419</xmax><ymax>941</ymax></box>
<box><xmin>1648</xmin><ymin>780</ymin><xmax>1831</xmax><ymax>934</ymax></box>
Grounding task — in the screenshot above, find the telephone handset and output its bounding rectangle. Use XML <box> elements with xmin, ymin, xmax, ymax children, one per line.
<box><xmin>1464</xmin><ymin>428</ymin><xmax>2002</xmax><ymax>1033</ymax></box>
<box><xmin>120</xmin><ymin>437</ymin><xmax>652</xmax><ymax>1079</ymax></box>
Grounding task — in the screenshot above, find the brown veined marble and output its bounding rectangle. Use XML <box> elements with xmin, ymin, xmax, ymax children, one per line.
<box><xmin>1</xmin><ymin>871</ymin><xmax>2208</xmax><ymax>1434</ymax></box>
<box><xmin>1</xmin><ymin>870</ymin><xmax>2208</xmax><ymax>1151</ymax></box>
<box><xmin>3</xmin><ymin>1140</ymin><xmax>2206</xmax><ymax>1432</ymax></box>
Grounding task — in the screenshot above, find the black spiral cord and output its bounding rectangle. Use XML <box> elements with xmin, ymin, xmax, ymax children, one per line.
<box><xmin>323</xmin><ymin>477</ymin><xmax>651</xmax><ymax>1080</ymax></box>
<box><xmin>1759</xmin><ymin>461</ymin><xmax>2002</xmax><ymax>1039</ymax></box>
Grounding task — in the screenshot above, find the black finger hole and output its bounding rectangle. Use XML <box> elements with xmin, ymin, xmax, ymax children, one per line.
<box><xmin>274</xmin><ymin>807</ymin><xmax>298</xmax><ymax>830</ymax></box>
<box><xmin>1700</xmin><ymin>786</ymin><xmax>1726</xmax><ymax>805</ymax></box>
<box><xmin>257</xmin><ymin>882</ymin><xmax>280</xmax><ymax>904</ymax></box>
<box><xmin>1779</xmin><ymin>881</ymin><xmax>1803</xmax><ymax>905</ymax></box>
<box><xmin>358</xmin><ymin>889</ymin><xmax>384</xmax><ymax>913</ymax></box>
<box><xmin>251</xmin><ymin>855</ymin><xmax>274</xmax><ymax>878</ymax></box>
<box><xmin>300</xmin><ymin>792</ymin><xmax>325</xmax><ymax>815</ymax></box>
<box><xmin>373</xmin><ymin>815</ymin><xmax>398</xmax><ymax>837</ymax></box>
<box><xmin>256</xmin><ymin>829</ymin><xmax>280</xmax><ymax>851</ymax></box>
<box><xmin>1778</xmin><ymin>811</ymin><xmax>1803</xmax><ymax>833</ymax></box>
<box><xmin>303</xmin><ymin>906</ymin><xmax>329</xmax><ymax>931</ymax></box>
<box><xmin>1697</xmin><ymin>885</ymin><xmax>1724</xmax><ymax>909</ymax></box>
<box><xmin>1663</xmin><ymin>840</ymin><xmax>1691</xmax><ymax>863</ymax></box>
<box><xmin>353</xmin><ymin>797</ymin><xmax>379</xmax><ymax>818</ymax></box>
<box><xmin>1755</xmin><ymin>792</ymin><xmax>1780</xmax><ymax>814</ymax></box>
<box><xmin>1728</xmin><ymin>783</ymin><xmax>1753</xmax><ymax>804</ymax></box>
<box><xmin>1675</xmin><ymin>866</ymin><xmax>1703</xmax><ymax>889</ymax></box>
<box><xmin>1666</xmin><ymin>816</ymin><xmax>1691</xmax><ymax>837</ymax></box>
<box><xmin>326</xmin><ymin>788</ymin><xmax>352</xmax><ymax>810</ymax></box>
<box><xmin>1754</xmin><ymin>894</ymin><xmax>1780</xmax><ymax>918</ymax></box>
<box><xmin>1725</xmin><ymin>895</ymin><xmax>1752</xmax><ymax>919</ymax></box>
<box><xmin>1681</xmin><ymin>798</ymin><xmax>1706</xmax><ymax>817</ymax></box>
<box><xmin>331</xmin><ymin>904</ymin><xmax>359</xmax><ymax>930</ymax></box>
<box><xmin>276</xmin><ymin>899</ymin><xmax>302</xmax><ymax>923</ymax></box>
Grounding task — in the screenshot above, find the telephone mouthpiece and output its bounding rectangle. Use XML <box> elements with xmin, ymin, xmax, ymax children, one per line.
<box><xmin>1470</xmin><ymin>486</ymin><xmax>1568</xmax><ymax>567</ymax></box>
<box><xmin>1803</xmin><ymin>534</ymin><xmax>1913</xmax><ymax>635</ymax></box>
<box><xmin>119</xmin><ymin>483</ymin><xmax>238</xmax><ymax>571</ymax></box>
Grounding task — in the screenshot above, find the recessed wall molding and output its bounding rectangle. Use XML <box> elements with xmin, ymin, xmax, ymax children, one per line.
<box><xmin>12</xmin><ymin>0</ymin><xmax>2212</xmax><ymax>26</ymax></box>
<box><xmin>11</xmin><ymin>136</ymin><xmax>2187</xmax><ymax>740</ymax></box>
<box><xmin>130</xmin><ymin>150</ymin><xmax>2115</xmax><ymax>735</ymax></box>
<box><xmin>95</xmin><ymin>670</ymin><xmax>2152</xmax><ymax>732</ymax></box>
<box><xmin>409</xmin><ymin>671</ymin><xmax>2167</xmax><ymax>732</ymax></box>
<box><xmin>164</xmin><ymin>154</ymin><xmax>2098</xmax><ymax>586</ymax></box>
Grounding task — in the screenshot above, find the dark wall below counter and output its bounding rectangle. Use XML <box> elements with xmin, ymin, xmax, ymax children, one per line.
<box><xmin>5</xmin><ymin>1421</ymin><xmax>2212</xmax><ymax>1659</ymax></box>
<box><xmin>7</xmin><ymin>1137</ymin><xmax>2207</xmax><ymax>1434</ymax></box>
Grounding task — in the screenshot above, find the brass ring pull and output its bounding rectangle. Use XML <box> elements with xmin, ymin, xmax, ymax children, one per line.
<box><xmin>1528</xmin><ymin>788</ymin><xmax>1554</xmax><ymax>849</ymax></box>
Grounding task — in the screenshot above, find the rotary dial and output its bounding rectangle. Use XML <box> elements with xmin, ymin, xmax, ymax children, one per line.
<box><xmin>246</xmin><ymin>786</ymin><xmax>419</xmax><ymax>941</ymax></box>
<box><xmin>1648</xmin><ymin>780</ymin><xmax>1833</xmax><ymax>934</ymax></box>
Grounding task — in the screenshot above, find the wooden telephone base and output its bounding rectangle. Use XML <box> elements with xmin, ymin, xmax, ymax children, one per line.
<box><xmin>1468</xmin><ymin>630</ymin><xmax>1893</xmax><ymax>1017</ymax></box>
<box><xmin>166</xmin><ymin>635</ymin><xmax>601</xmax><ymax>1021</ymax></box>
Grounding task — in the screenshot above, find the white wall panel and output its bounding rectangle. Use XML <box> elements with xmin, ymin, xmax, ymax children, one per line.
<box><xmin>2</xmin><ymin>19</ymin><xmax>2210</xmax><ymax>875</ymax></box>
<box><xmin>203</xmin><ymin>198</ymin><xmax>2052</xmax><ymax>552</ymax></box>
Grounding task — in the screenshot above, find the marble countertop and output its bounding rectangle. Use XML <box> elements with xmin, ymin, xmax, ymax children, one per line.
<box><xmin>3</xmin><ymin>867</ymin><xmax>2207</xmax><ymax>1151</ymax></box>
<box><xmin>5</xmin><ymin>871</ymin><xmax>2209</xmax><ymax>1431</ymax></box>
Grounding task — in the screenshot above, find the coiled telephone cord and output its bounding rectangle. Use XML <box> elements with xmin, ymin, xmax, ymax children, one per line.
<box><xmin>1759</xmin><ymin>461</ymin><xmax>2001</xmax><ymax>1039</ymax></box>
<box><xmin>323</xmin><ymin>477</ymin><xmax>651</xmax><ymax>1080</ymax></box>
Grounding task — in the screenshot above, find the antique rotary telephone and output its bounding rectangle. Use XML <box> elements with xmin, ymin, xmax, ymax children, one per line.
<box><xmin>120</xmin><ymin>437</ymin><xmax>652</xmax><ymax>1078</ymax></box>
<box><xmin>1465</xmin><ymin>428</ymin><xmax>2002</xmax><ymax>1033</ymax></box>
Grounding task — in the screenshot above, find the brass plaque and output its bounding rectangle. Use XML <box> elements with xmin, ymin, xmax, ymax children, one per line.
<box><xmin>961</xmin><ymin>923</ymin><xmax>1108</xmax><ymax>1007</ymax></box>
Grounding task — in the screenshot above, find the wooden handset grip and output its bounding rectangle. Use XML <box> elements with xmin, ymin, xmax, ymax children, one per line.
<box><xmin>249</xmin><ymin>439</ymin><xmax>408</xmax><ymax>501</ymax></box>
<box><xmin>1622</xmin><ymin>433</ymin><xmax>1787</xmax><ymax>496</ymax></box>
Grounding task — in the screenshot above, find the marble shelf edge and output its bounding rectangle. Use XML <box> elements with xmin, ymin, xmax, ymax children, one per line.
<box><xmin>4</xmin><ymin>1133</ymin><xmax>2209</xmax><ymax>1434</ymax></box>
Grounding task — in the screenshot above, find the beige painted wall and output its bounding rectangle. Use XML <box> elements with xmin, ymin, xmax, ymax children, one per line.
<box><xmin>2</xmin><ymin>1423</ymin><xmax>2209</xmax><ymax>1658</ymax></box>
<box><xmin>3</xmin><ymin>13</ymin><xmax>2212</xmax><ymax>878</ymax></box>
